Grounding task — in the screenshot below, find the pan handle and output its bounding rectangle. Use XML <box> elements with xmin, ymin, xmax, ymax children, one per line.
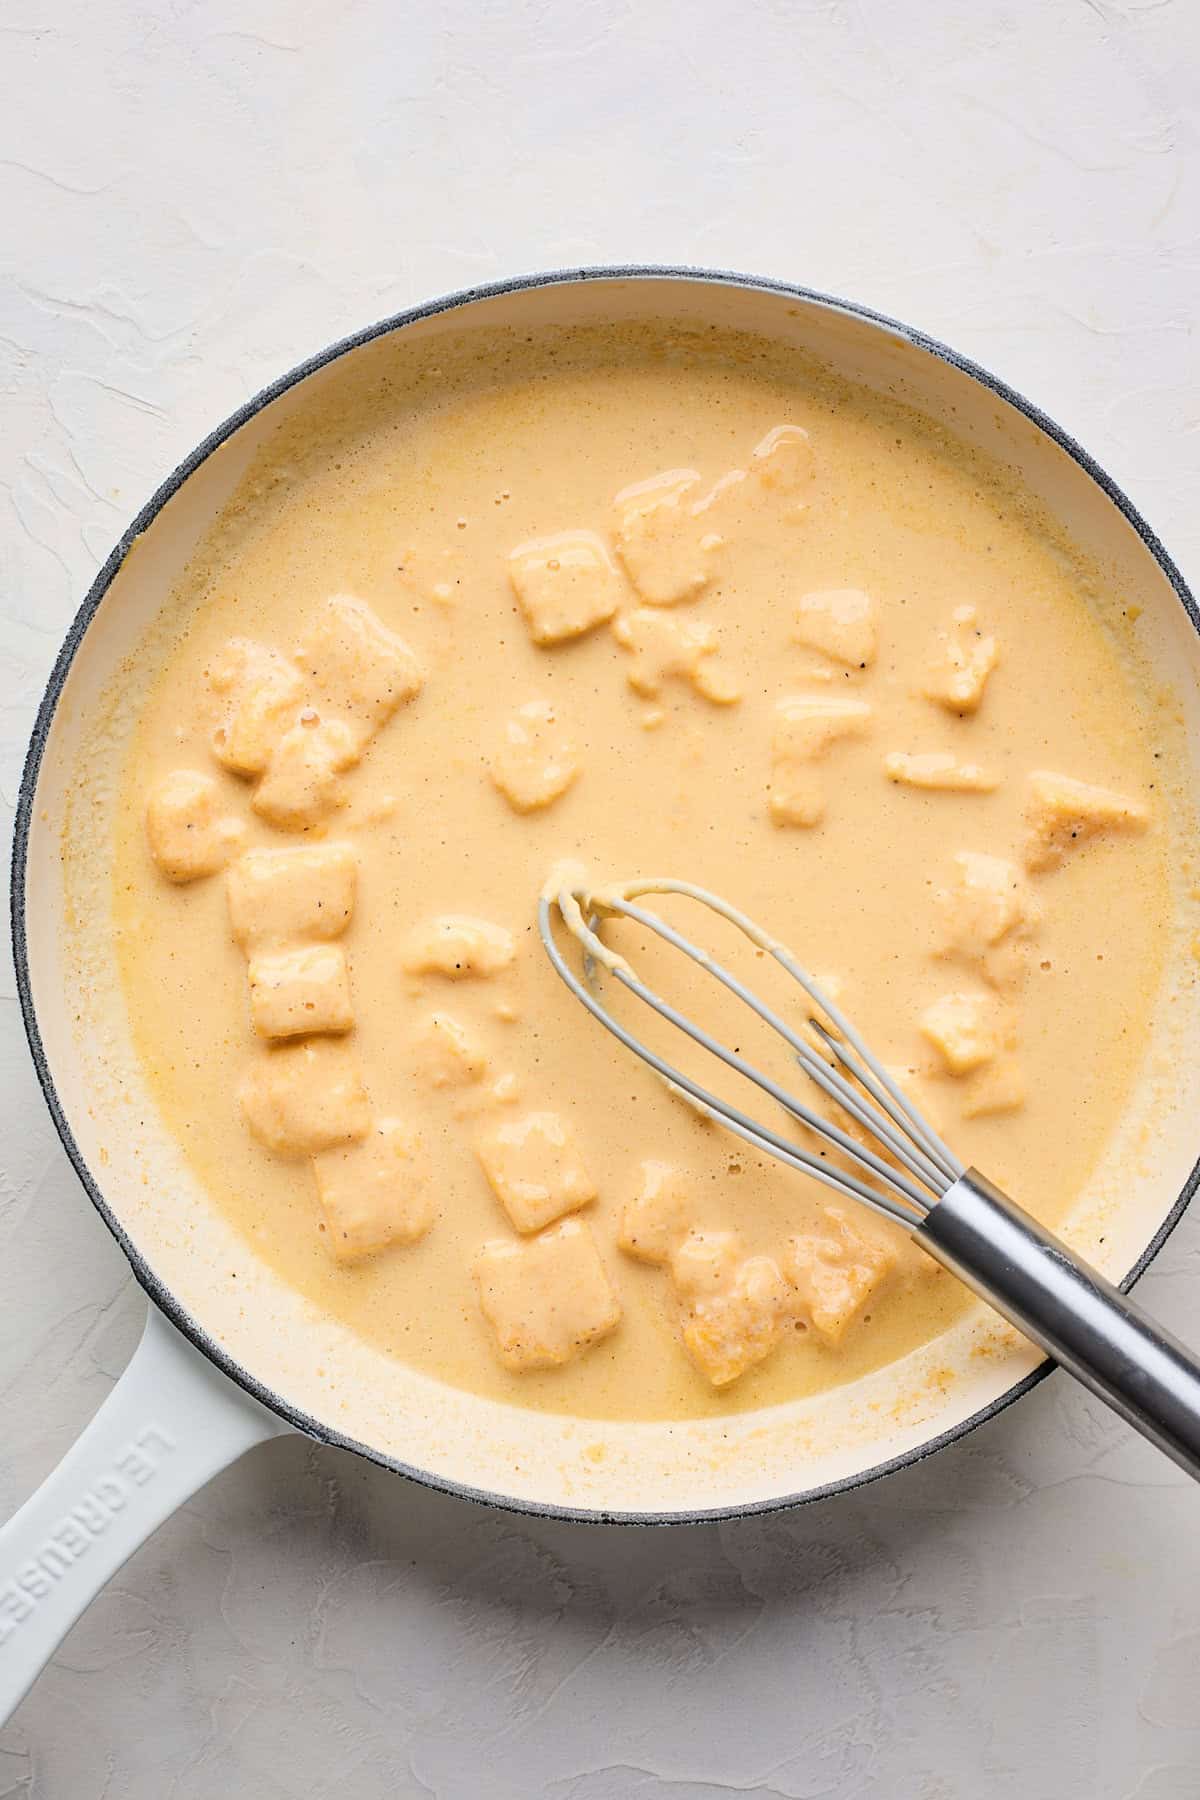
<box><xmin>0</xmin><ymin>1302</ymin><xmax>287</xmax><ymax>1724</ymax></box>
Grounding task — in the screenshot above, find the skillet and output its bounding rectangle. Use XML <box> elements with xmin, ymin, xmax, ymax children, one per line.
<box><xmin>5</xmin><ymin>266</ymin><xmax>1200</xmax><ymax>1721</ymax></box>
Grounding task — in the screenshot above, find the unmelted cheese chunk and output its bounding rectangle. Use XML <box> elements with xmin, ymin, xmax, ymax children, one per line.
<box><xmin>475</xmin><ymin>1109</ymin><xmax>597</xmax><ymax>1233</ymax></box>
<box><xmin>920</xmin><ymin>991</ymin><xmax>1026</xmax><ymax>1115</ymax></box>
<box><xmin>669</xmin><ymin>1229</ymin><xmax>792</xmax><ymax>1388</ymax></box>
<box><xmin>252</xmin><ymin>716</ymin><xmax>359</xmax><ymax>831</ymax></box>
<box><xmin>227</xmin><ymin>843</ymin><xmax>357</xmax><ymax>952</ymax></box>
<box><xmin>884</xmin><ymin>751</ymin><xmax>1000</xmax><ymax>793</ymax></box>
<box><xmin>294</xmin><ymin>593</ymin><xmax>424</xmax><ymax>752</ymax></box>
<box><xmin>247</xmin><ymin>943</ymin><xmax>354</xmax><ymax>1040</ymax></box>
<box><xmin>962</xmin><ymin>1054</ymin><xmax>1027</xmax><ymax>1118</ymax></box>
<box><xmin>414</xmin><ymin>1011</ymin><xmax>489</xmax><ymax>1087</ymax></box>
<box><xmin>935</xmin><ymin>850</ymin><xmax>1040</xmax><ymax>988</ymax></box>
<box><xmin>613</xmin><ymin>469</ymin><xmax>718</xmax><ymax>605</ymax></box>
<box><xmin>239</xmin><ymin>1040</ymin><xmax>370</xmax><ymax>1156</ymax></box>
<box><xmin>750</xmin><ymin>422</ymin><xmax>814</xmax><ymax>497</ymax></box>
<box><xmin>793</xmin><ymin>589</ymin><xmax>877</xmax><ymax>668</ymax></box>
<box><xmin>145</xmin><ymin>770</ymin><xmax>244</xmax><ymax>883</ymax></box>
<box><xmin>508</xmin><ymin>530</ymin><xmax>624</xmax><ymax>645</ymax></box>
<box><xmin>210</xmin><ymin>597</ymin><xmax>422</xmax><ymax>832</ymax></box>
<box><xmin>920</xmin><ymin>990</ymin><xmax>1016</xmax><ymax>1076</ymax></box>
<box><xmin>617</xmin><ymin>1160</ymin><xmax>695</xmax><ymax>1265</ymax></box>
<box><xmin>783</xmin><ymin>1209</ymin><xmax>895</xmax><ymax>1345</ymax></box>
<box><xmin>473</xmin><ymin>1217</ymin><xmax>621</xmax><ymax>1373</ymax></box>
<box><xmin>311</xmin><ymin>1119</ymin><xmax>432</xmax><ymax>1262</ymax></box>
<box><xmin>400</xmin><ymin>914</ymin><xmax>515</xmax><ymax>979</ymax></box>
<box><xmin>612</xmin><ymin>607</ymin><xmax>741</xmax><ymax>703</ymax></box>
<box><xmin>1024</xmin><ymin>770</ymin><xmax>1149</xmax><ymax>873</ymax></box>
<box><xmin>490</xmin><ymin>698</ymin><xmax>580</xmax><ymax>813</ymax></box>
<box><xmin>920</xmin><ymin>606</ymin><xmax>999</xmax><ymax>714</ymax></box>
<box><xmin>769</xmin><ymin>695</ymin><xmax>872</xmax><ymax>826</ymax></box>
<box><xmin>208</xmin><ymin>638</ymin><xmax>304</xmax><ymax>776</ymax></box>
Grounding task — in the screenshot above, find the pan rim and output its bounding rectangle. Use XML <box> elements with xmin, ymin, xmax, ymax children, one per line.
<box><xmin>11</xmin><ymin>261</ymin><xmax>1200</xmax><ymax>1526</ymax></box>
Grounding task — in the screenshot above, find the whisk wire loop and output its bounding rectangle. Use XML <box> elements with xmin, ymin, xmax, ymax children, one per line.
<box><xmin>605</xmin><ymin>894</ymin><xmax>952</xmax><ymax>1200</ymax></box>
<box><xmin>539</xmin><ymin>878</ymin><xmax>966</xmax><ymax>1226</ymax></box>
<box><xmin>614</xmin><ymin>879</ymin><xmax>961</xmax><ymax>1185</ymax></box>
<box><xmin>538</xmin><ymin>898</ymin><xmax>923</xmax><ymax>1223</ymax></box>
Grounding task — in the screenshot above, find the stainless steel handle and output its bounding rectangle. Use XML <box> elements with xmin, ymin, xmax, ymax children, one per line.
<box><xmin>916</xmin><ymin>1169</ymin><xmax>1200</xmax><ymax>1483</ymax></box>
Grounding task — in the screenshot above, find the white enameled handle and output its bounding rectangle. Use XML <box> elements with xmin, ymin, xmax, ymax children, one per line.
<box><xmin>0</xmin><ymin>1303</ymin><xmax>287</xmax><ymax>1723</ymax></box>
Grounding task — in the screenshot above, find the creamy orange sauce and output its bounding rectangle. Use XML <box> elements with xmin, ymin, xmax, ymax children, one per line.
<box><xmin>112</xmin><ymin>322</ymin><xmax>1170</xmax><ymax>1421</ymax></box>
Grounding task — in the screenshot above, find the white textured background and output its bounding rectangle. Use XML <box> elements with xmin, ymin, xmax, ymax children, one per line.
<box><xmin>2</xmin><ymin>3</ymin><xmax>1200</xmax><ymax>1794</ymax></box>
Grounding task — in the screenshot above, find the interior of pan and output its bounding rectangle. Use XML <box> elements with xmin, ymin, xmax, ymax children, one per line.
<box><xmin>15</xmin><ymin>269</ymin><xmax>1200</xmax><ymax>1521</ymax></box>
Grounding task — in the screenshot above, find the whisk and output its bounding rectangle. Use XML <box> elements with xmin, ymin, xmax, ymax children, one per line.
<box><xmin>539</xmin><ymin>875</ymin><xmax>1200</xmax><ymax>1481</ymax></box>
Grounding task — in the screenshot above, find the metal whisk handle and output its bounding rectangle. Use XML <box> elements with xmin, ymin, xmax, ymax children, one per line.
<box><xmin>919</xmin><ymin>1170</ymin><xmax>1200</xmax><ymax>1481</ymax></box>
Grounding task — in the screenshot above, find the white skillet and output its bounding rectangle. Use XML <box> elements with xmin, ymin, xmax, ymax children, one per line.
<box><xmin>5</xmin><ymin>268</ymin><xmax>1200</xmax><ymax>1723</ymax></box>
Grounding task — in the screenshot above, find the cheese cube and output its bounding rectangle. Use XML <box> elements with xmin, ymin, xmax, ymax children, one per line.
<box><xmin>399</xmin><ymin>914</ymin><xmax>515</xmax><ymax>979</ymax></box>
<box><xmin>145</xmin><ymin>769</ymin><xmax>244</xmax><ymax>883</ymax></box>
<box><xmin>612</xmin><ymin>607</ymin><xmax>741</xmax><ymax>704</ymax></box>
<box><xmin>669</xmin><ymin>1230</ymin><xmax>791</xmax><ymax>1387</ymax></box>
<box><xmin>414</xmin><ymin>1011</ymin><xmax>489</xmax><ymax>1086</ymax></box>
<box><xmin>793</xmin><ymin>589</ymin><xmax>877</xmax><ymax>668</ymax></box>
<box><xmin>617</xmin><ymin>1160</ymin><xmax>695</xmax><ymax>1265</ymax></box>
<box><xmin>473</xmin><ymin>1218</ymin><xmax>621</xmax><ymax>1373</ymax></box>
<box><xmin>1024</xmin><ymin>770</ymin><xmax>1149</xmax><ymax>873</ymax></box>
<box><xmin>226</xmin><ymin>843</ymin><xmax>357</xmax><ymax>952</ymax></box>
<box><xmin>681</xmin><ymin>1259</ymin><xmax>792</xmax><ymax>1389</ymax></box>
<box><xmin>490</xmin><ymin>698</ymin><xmax>580</xmax><ymax>813</ymax></box>
<box><xmin>475</xmin><ymin>1110</ymin><xmax>597</xmax><ymax>1233</ymax></box>
<box><xmin>962</xmin><ymin>1054</ymin><xmax>1027</xmax><ymax>1118</ymax></box>
<box><xmin>208</xmin><ymin>637</ymin><xmax>304</xmax><ymax>775</ymax></box>
<box><xmin>239</xmin><ymin>1041</ymin><xmax>370</xmax><ymax>1156</ymax></box>
<box><xmin>935</xmin><ymin>851</ymin><xmax>1039</xmax><ymax>987</ymax></box>
<box><xmin>770</xmin><ymin>763</ymin><xmax>827</xmax><ymax>831</ymax></box>
<box><xmin>751</xmin><ymin>423</ymin><xmax>814</xmax><ymax>496</ymax></box>
<box><xmin>920</xmin><ymin>607</ymin><xmax>999</xmax><ymax>714</ymax></box>
<box><xmin>613</xmin><ymin>469</ymin><xmax>714</xmax><ymax>606</ymax></box>
<box><xmin>783</xmin><ymin>1209</ymin><xmax>895</xmax><ymax>1345</ymax></box>
<box><xmin>920</xmin><ymin>991</ymin><xmax>1010</xmax><ymax>1076</ymax></box>
<box><xmin>670</xmin><ymin>1228</ymin><xmax>743</xmax><ymax>1298</ymax></box>
<box><xmin>508</xmin><ymin>531</ymin><xmax>624</xmax><ymax>646</ymax></box>
<box><xmin>247</xmin><ymin>944</ymin><xmax>353</xmax><ymax>1040</ymax></box>
<box><xmin>884</xmin><ymin>752</ymin><xmax>999</xmax><ymax>792</ymax></box>
<box><xmin>311</xmin><ymin>1119</ymin><xmax>432</xmax><ymax>1262</ymax></box>
<box><xmin>294</xmin><ymin>594</ymin><xmax>423</xmax><ymax>750</ymax></box>
<box><xmin>770</xmin><ymin>695</ymin><xmax>872</xmax><ymax>826</ymax></box>
<box><xmin>252</xmin><ymin>717</ymin><xmax>359</xmax><ymax>830</ymax></box>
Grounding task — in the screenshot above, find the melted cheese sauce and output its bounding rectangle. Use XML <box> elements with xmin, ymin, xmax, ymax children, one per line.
<box><xmin>111</xmin><ymin>323</ymin><xmax>1172</xmax><ymax>1421</ymax></box>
